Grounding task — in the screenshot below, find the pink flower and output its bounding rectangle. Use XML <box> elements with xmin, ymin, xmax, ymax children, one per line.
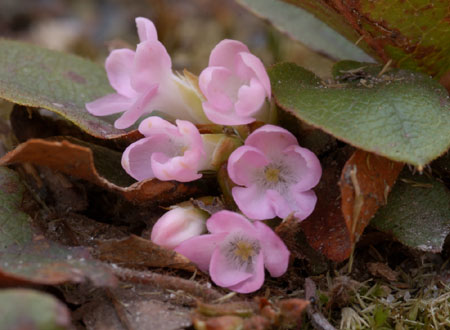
<box><xmin>121</xmin><ymin>117</ymin><xmax>205</xmax><ymax>182</ymax></box>
<box><xmin>86</xmin><ymin>17</ymin><xmax>208</xmax><ymax>129</ymax></box>
<box><xmin>199</xmin><ymin>39</ymin><xmax>271</xmax><ymax>125</ymax></box>
<box><xmin>175</xmin><ymin>211</ymin><xmax>289</xmax><ymax>293</ymax></box>
<box><xmin>151</xmin><ymin>205</ymin><xmax>208</xmax><ymax>250</ymax></box>
<box><xmin>227</xmin><ymin>125</ymin><xmax>321</xmax><ymax>221</ymax></box>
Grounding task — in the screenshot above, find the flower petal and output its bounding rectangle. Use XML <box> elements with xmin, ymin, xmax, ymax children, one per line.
<box><xmin>245</xmin><ymin>124</ymin><xmax>299</xmax><ymax>158</ymax></box>
<box><xmin>209</xmin><ymin>39</ymin><xmax>249</xmax><ymax>70</ymax></box>
<box><xmin>131</xmin><ymin>40</ymin><xmax>172</xmax><ymax>93</ymax></box>
<box><xmin>121</xmin><ymin>135</ymin><xmax>171</xmax><ymax>181</ymax></box>
<box><xmin>86</xmin><ymin>93</ymin><xmax>133</xmax><ymax>116</ymax></box>
<box><xmin>175</xmin><ymin>233</ymin><xmax>226</xmax><ymax>272</ymax></box>
<box><xmin>105</xmin><ymin>49</ymin><xmax>136</xmax><ymax>97</ymax></box>
<box><xmin>226</xmin><ymin>253</ymin><xmax>265</xmax><ymax>293</ymax></box>
<box><xmin>239</xmin><ymin>52</ymin><xmax>271</xmax><ymax>98</ymax></box>
<box><xmin>114</xmin><ymin>85</ymin><xmax>158</xmax><ymax>129</ymax></box>
<box><xmin>232</xmin><ymin>185</ymin><xmax>276</xmax><ymax>220</ymax></box>
<box><xmin>288</xmin><ymin>189</ymin><xmax>317</xmax><ymax>221</ymax></box>
<box><xmin>138</xmin><ymin>116</ymin><xmax>179</xmax><ymax>137</ymax></box>
<box><xmin>234</xmin><ymin>78</ymin><xmax>266</xmax><ymax>117</ymax></box>
<box><xmin>199</xmin><ymin>67</ymin><xmax>234</xmax><ymax>112</ymax></box>
<box><xmin>136</xmin><ymin>17</ymin><xmax>157</xmax><ymax>42</ymax></box>
<box><xmin>227</xmin><ymin>146</ymin><xmax>268</xmax><ymax>186</ymax></box>
<box><xmin>253</xmin><ymin>221</ymin><xmax>290</xmax><ymax>277</ymax></box>
<box><xmin>206</xmin><ymin>210</ymin><xmax>255</xmax><ymax>234</ymax></box>
<box><xmin>151</xmin><ymin>153</ymin><xmax>203</xmax><ymax>182</ymax></box>
<box><xmin>202</xmin><ymin>102</ymin><xmax>254</xmax><ymax>126</ymax></box>
<box><xmin>209</xmin><ymin>247</ymin><xmax>253</xmax><ymax>287</ymax></box>
<box><xmin>284</xmin><ymin>145</ymin><xmax>322</xmax><ymax>191</ymax></box>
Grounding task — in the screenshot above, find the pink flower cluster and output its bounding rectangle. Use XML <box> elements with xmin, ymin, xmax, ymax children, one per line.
<box><xmin>86</xmin><ymin>17</ymin><xmax>322</xmax><ymax>293</ymax></box>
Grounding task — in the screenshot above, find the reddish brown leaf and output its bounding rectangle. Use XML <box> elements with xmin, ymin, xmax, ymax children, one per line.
<box><xmin>300</xmin><ymin>147</ymin><xmax>353</xmax><ymax>262</ymax></box>
<box><xmin>0</xmin><ymin>138</ymin><xmax>208</xmax><ymax>204</ymax></box>
<box><xmin>300</xmin><ymin>149</ymin><xmax>403</xmax><ymax>262</ymax></box>
<box><xmin>95</xmin><ymin>235</ymin><xmax>196</xmax><ymax>272</ymax></box>
<box><xmin>340</xmin><ymin>150</ymin><xmax>404</xmax><ymax>243</ymax></box>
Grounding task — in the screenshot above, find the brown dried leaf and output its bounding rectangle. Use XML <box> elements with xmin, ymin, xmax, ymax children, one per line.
<box><xmin>0</xmin><ymin>138</ymin><xmax>209</xmax><ymax>204</ymax></box>
<box><xmin>340</xmin><ymin>149</ymin><xmax>404</xmax><ymax>243</ymax></box>
<box><xmin>95</xmin><ymin>235</ymin><xmax>196</xmax><ymax>272</ymax></box>
<box><xmin>367</xmin><ymin>262</ymin><xmax>399</xmax><ymax>282</ymax></box>
<box><xmin>300</xmin><ymin>148</ymin><xmax>403</xmax><ymax>262</ymax></box>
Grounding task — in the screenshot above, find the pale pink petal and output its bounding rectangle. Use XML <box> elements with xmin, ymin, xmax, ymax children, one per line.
<box><xmin>232</xmin><ymin>185</ymin><xmax>276</xmax><ymax>220</ymax></box>
<box><xmin>151</xmin><ymin>208</ymin><xmax>206</xmax><ymax>250</ymax></box>
<box><xmin>199</xmin><ymin>67</ymin><xmax>234</xmax><ymax>112</ymax></box>
<box><xmin>131</xmin><ymin>40</ymin><xmax>172</xmax><ymax>93</ymax></box>
<box><xmin>283</xmin><ymin>145</ymin><xmax>322</xmax><ymax>191</ymax></box>
<box><xmin>86</xmin><ymin>93</ymin><xmax>133</xmax><ymax>116</ymax></box>
<box><xmin>239</xmin><ymin>52</ymin><xmax>271</xmax><ymax>97</ymax></box>
<box><xmin>121</xmin><ymin>135</ymin><xmax>171</xmax><ymax>181</ymax></box>
<box><xmin>245</xmin><ymin>124</ymin><xmax>298</xmax><ymax>158</ymax></box>
<box><xmin>151</xmin><ymin>153</ymin><xmax>203</xmax><ymax>182</ymax></box>
<box><xmin>265</xmin><ymin>189</ymin><xmax>292</xmax><ymax>219</ymax></box>
<box><xmin>234</xmin><ymin>78</ymin><xmax>266</xmax><ymax>117</ymax></box>
<box><xmin>114</xmin><ymin>85</ymin><xmax>158</xmax><ymax>129</ymax></box>
<box><xmin>202</xmin><ymin>102</ymin><xmax>254</xmax><ymax>126</ymax></box>
<box><xmin>175</xmin><ymin>120</ymin><xmax>205</xmax><ymax>153</ymax></box>
<box><xmin>254</xmin><ymin>221</ymin><xmax>290</xmax><ymax>277</ymax></box>
<box><xmin>136</xmin><ymin>17</ymin><xmax>157</xmax><ymax>42</ymax></box>
<box><xmin>105</xmin><ymin>49</ymin><xmax>136</xmax><ymax>97</ymax></box>
<box><xmin>288</xmin><ymin>189</ymin><xmax>317</xmax><ymax>221</ymax></box>
<box><xmin>206</xmin><ymin>210</ymin><xmax>255</xmax><ymax>234</ymax></box>
<box><xmin>226</xmin><ymin>253</ymin><xmax>265</xmax><ymax>293</ymax></box>
<box><xmin>138</xmin><ymin>116</ymin><xmax>179</xmax><ymax>137</ymax></box>
<box><xmin>175</xmin><ymin>233</ymin><xmax>226</xmax><ymax>272</ymax></box>
<box><xmin>209</xmin><ymin>248</ymin><xmax>253</xmax><ymax>287</ymax></box>
<box><xmin>227</xmin><ymin>146</ymin><xmax>268</xmax><ymax>186</ymax></box>
<box><xmin>209</xmin><ymin>39</ymin><xmax>249</xmax><ymax>70</ymax></box>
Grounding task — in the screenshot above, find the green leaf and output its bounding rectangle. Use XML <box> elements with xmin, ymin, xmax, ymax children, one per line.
<box><xmin>0</xmin><ymin>289</ymin><xmax>71</xmax><ymax>330</ymax></box>
<box><xmin>236</xmin><ymin>0</ymin><xmax>373</xmax><ymax>62</ymax></box>
<box><xmin>371</xmin><ymin>170</ymin><xmax>450</xmax><ymax>252</ymax></box>
<box><xmin>0</xmin><ymin>166</ymin><xmax>116</xmax><ymax>286</ymax></box>
<box><xmin>0</xmin><ymin>39</ymin><xmax>125</xmax><ymax>139</ymax></box>
<box><xmin>269</xmin><ymin>62</ymin><xmax>450</xmax><ymax>167</ymax></box>
<box><xmin>280</xmin><ymin>0</ymin><xmax>450</xmax><ymax>78</ymax></box>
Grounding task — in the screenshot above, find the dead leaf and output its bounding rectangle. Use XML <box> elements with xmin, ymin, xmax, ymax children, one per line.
<box><xmin>367</xmin><ymin>262</ymin><xmax>399</xmax><ymax>282</ymax></box>
<box><xmin>340</xmin><ymin>149</ymin><xmax>404</xmax><ymax>243</ymax></box>
<box><xmin>0</xmin><ymin>138</ymin><xmax>212</xmax><ymax>204</ymax></box>
<box><xmin>299</xmin><ymin>148</ymin><xmax>403</xmax><ymax>262</ymax></box>
<box><xmin>95</xmin><ymin>235</ymin><xmax>196</xmax><ymax>272</ymax></box>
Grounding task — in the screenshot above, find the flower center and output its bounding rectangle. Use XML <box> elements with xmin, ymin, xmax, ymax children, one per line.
<box><xmin>233</xmin><ymin>241</ymin><xmax>257</xmax><ymax>262</ymax></box>
<box><xmin>222</xmin><ymin>233</ymin><xmax>261</xmax><ymax>270</ymax></box>
<box><xmin>264</xmin><ymin>167</ymin><xmax>280</xmax><ymax>183</ymax></box>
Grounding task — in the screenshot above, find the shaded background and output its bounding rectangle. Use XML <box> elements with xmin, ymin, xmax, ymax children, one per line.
<box><xmin>0</xmin><ymin>0</ymin><xmax>333</xmax><ymax>77</ymax></box>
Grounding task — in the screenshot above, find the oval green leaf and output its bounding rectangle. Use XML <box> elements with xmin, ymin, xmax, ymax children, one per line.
<box><xmin>371</xmin><ymin>170</ymin><xmax>450</xmax><ymax>253</ymax></box>
<box><xmin>0</xmin><ymin>289</ymin><xmax>71</xmax><ymax>330</ymax></box>
<box><xmin>269</xmin><ymin>62</ymin><xmax>450</xmax><ymax>167</ymax></box>
<box><xmin>0</xmin><ymin>39</ymin><xmax>125</xmax><ymax>139</ymax></box>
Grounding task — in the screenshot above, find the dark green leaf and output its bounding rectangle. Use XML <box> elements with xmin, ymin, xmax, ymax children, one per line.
<box><xmin>236</xmin><ymin>0</ymin><xmax>373</xmax><ymax>62</ymax></box>
<box><xmin>0</xmin><ymin>289</ymin><xmax>71</xmax><ymax>330</ymax></box>
<box><xmin>269</xmin><ymin>62</ymin><xmax>450</xmax><ymax>167</ymax></box>
<box><xmin>0</xmin><ymin>39</ymin><xmax>125</xmax><ymax>139</ymax></box>
<box><xmin>371</xmin><ymin>171</ymin><xmax>450</xmax><ymax>252</ymax></box>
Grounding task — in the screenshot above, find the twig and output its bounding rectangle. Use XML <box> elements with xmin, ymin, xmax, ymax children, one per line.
<box><xmin>111</xmin><ymin>266</ymin><xmax>223</xmax><ymax>303</ymax></box>
<box><xmin>305</xmin><ymin>278</ymin><xmax>336</xmax><ymax>330</ymax></box>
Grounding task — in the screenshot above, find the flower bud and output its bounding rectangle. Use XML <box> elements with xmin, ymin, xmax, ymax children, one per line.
<box><xmin>151</xmin><ymin>205</ymin><xmax>209</xmax><ymax>249</ymax></box>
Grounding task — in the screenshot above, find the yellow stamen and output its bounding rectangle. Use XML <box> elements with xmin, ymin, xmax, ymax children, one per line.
<box><xmin>234</xmin><ymin>241</ymin><xmax>256</xmax><ymax>262</ymax></box>
<box><xmin>265</xmin><ymin>167</ymin><xmax>280</xmax><ymax>183</ymax></box>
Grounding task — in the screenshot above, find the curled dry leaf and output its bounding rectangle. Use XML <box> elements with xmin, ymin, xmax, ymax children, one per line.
<box><xmin>340</xmin><ymin>149</ymin><xmax>404</xmax><ymax>243</ymax></box>
<box><xmin>95</xmin><ymin>235</ymin><xmax>196</xmax><ymax>272</ymax></box>
<box><xmin>300</xmin><ymin>149</ymin><xmax>403</xmax><ymax>262</ymax></box>
<box><xmin>0</xmin><ymin>138</ymin><xmax>210</xmax><ymax>204</ymax></box>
